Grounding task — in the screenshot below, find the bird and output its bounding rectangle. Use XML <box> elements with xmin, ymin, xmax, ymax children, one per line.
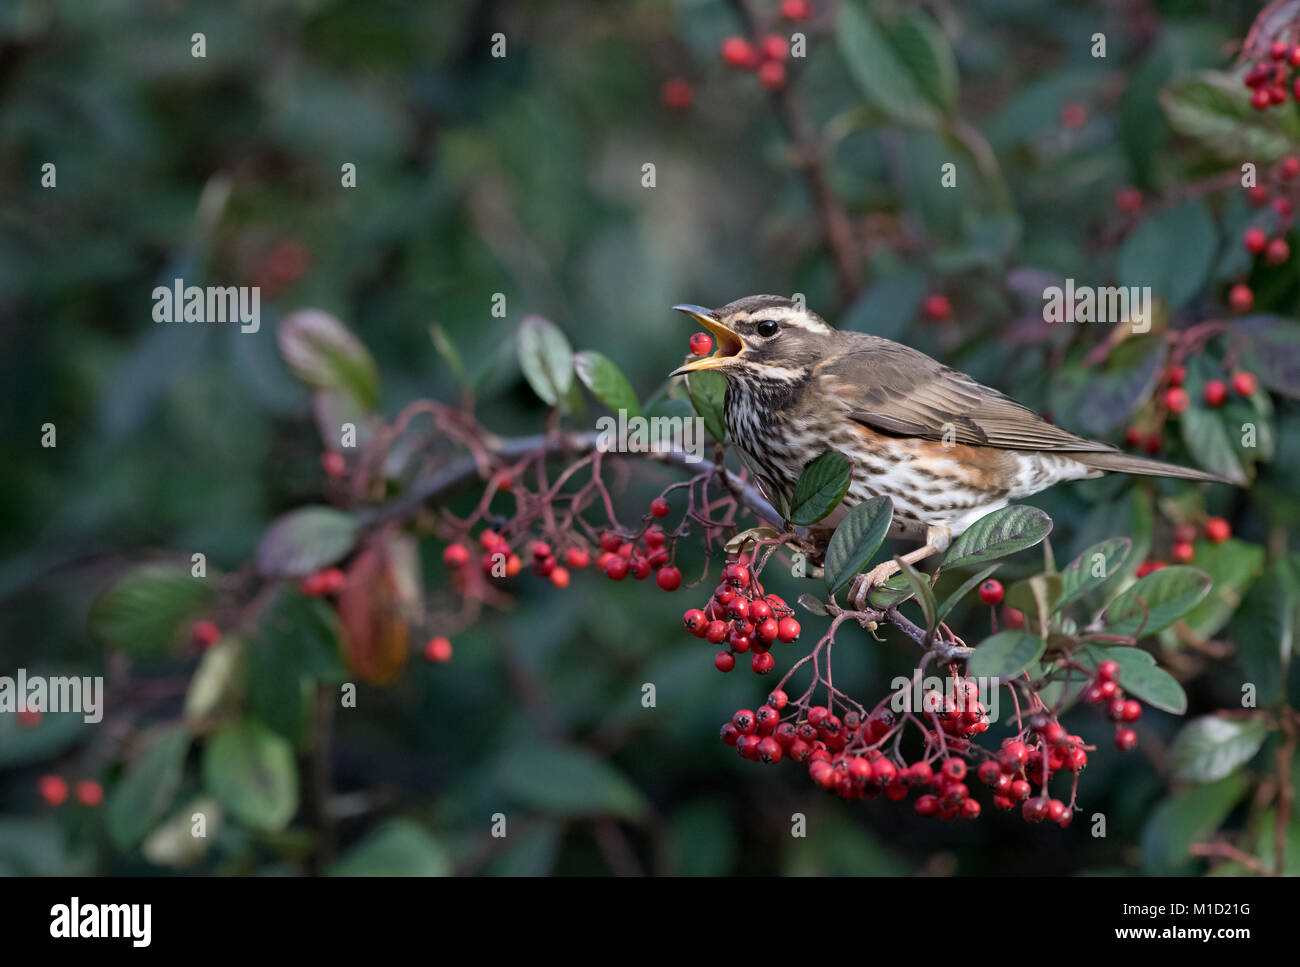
<box><xmin>669</xmin><ymin>295</ymin><xmax>1231</xmax><ymax>604</ymax></box>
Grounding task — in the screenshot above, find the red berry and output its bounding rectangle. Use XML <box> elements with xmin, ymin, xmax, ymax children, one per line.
<box><xmin>1171</xmin><ymin>540</ymin><xmax>1195</xmax><ymax>563</ymax></box>
<box><xmin>922</xmin><ymin>293</ymin><xmax>951</xmax><ymax>321</ymax></box>
<box><xmin>17</xmin><ymin>708</ymin><xmax>40</xmax><ymax>728</ymax></box>
<box><xmin>650</xmin><ymin>497</ymin><xmax>671</xmax><ymax>518</ymax></box>
<box><xmin>425</xmin><ymin>636</ymin><xmax>453</xmax><ymax>662</ymax></box>
<box><xmin>714</xmin><ymin>651</ymin><xmax>735</xmax><ymax>673</ymax></box>
<box><xmin>1115</xmin><ymin>187</ymin><xmax>1142</xmax><ymax>212</ymax></box>
<box><xmin>1266</xmin><ymin>237</ymin><xmax>1290</xmax><ymax>265</ymax></box>
<box><xmin>776</xmin><ymin>617</ymin><xmax>800</xmax><ymax>643</ymax></box>
<box><xmin>321</xmin><ymin>451</ymin><xmax>346</xmax><ymax>477</ymax></box>
<box><xmin>1124</xmin><ymin>426</ymin><xmax>1141</xmax><ymax>447</ymax></box>
<box><xmin>688</xmin><ymin>332</ymin><xmax>713</xmax><ymax>356</ymax></box>
<box><xmin>781</xmin><ymin>0</ymin><xmax>811</xmax><ymax>20</ymax></box>
<box><xmin>751</xmin><ymin>651</ymin><xmax>775</xmax><ymax>674</ymax></box>
<box><xmin>1251</xmin><ymin>87</ymin><xmax>1272</xmax><ymax>110</ymax></box>
<box><xmin>1060</xmin><ymin>102</ymin><xmax>1087</xmax><ymax>129</ymax></box>
<box><xmin>39</xmin><ymin>775</ymin><xmax>68</xmax><ymax>806</ymax></box>
<box><xmin>721</xmin><ymin>36</ymin><xmax>757</xmax><ymax>69</ymax></box>
<box><xmin>705</xmin><ymin>620</ymin><xmax>728</xmax><ymax>644</ymax></box>
<box><xmin>1270</xmin><ymin>40</ymin><xmax>1290</xmax><ymax>61</ymax></box>
<box><xmin>942</xmin><ymin>758</ymin><xmax>967</xmax><ymax>782</ymax></box>
<box><xmin>1274</xmin><ymin>197</ymin><xmax>1294</xmax><ymax>219</ymax></box>
<box><xmin>1291</xmin><ymin>47</ymin><xmax>1300</xmax><ymax>68</ymax></box>
<box><xmin>978</xmin><ymin>579</ymin><xmax>1004</xmax><ymax>606</ymax></box>
<box><xmin>660</xmin><ymin>77</ymin><xmax>693</xmax><ymax>111</ymax></box>
<box><xmin>1248</xmin><ymin>184</ymin><xmax>1270</xmax><ymax>206</ymax></box>
<box><xmin>605</xmin><ymin>556</ymin><xmax>629</xmax><ymax>580</ymax></box>
<box><xmin>769</xmin><ymin>689</ymin><xmax>789</xmax><ymax>710</ymax></box>
<box><xmin>656</xmin><ymin>566</ymin><xmax>682</xmax><ymax>591</ymax></box>
<box><xmin>1046</xmin><ymin>799</ymin><xmax>1068</xmax><ymax>824</ymax></box>
<box><xmin>443</xmin><ymin>543</ymin><xmax>469</xmax><ymax>568</ymax></box>
<box><xmin>1097</xmin><ymin>660</ymin><xmax>1120</xmax><ymax>682</ymax></box>
<box><xmin>961</xmin><ymin>799</ymin><xmax>982</xmax><ymax>820</ymax></box>
<box><xmin>1022</xmin><ymin>797</ymin><xmax>1049</xmax><ymax>823</ymax></box>
<box><xmin>1283</xmin><ymin>156</ymin><xmax>1300</xmax><ymax>180</ymax></box>
<box><xmin>1121</xmin><ymin>700</ymin><xmax>1142</xmax><ymax>723</ymax></box>
<box><xmin>1115</xmin><ymin>727</ymin><xmax>1138</xmax><ymax>751</ymax></box>
<box><xmin>1165</xmin><ymin>387</ymin><xmax>1190</xmax><ymax>413</ymax></box>
<box><xmin>757</xmin><ymin>737</ymin><xmax>783</xmax><ymax>763</ymax></box>
<box><xmin>757</xmin><ymin>60</ymin><xmax>787</xmax><ymax>90</ymax></box>
<box><xmin>1228</xmin><ymin>283</ymin><xmax>1254</xmax><ymax>314</ymax></box>
<box><xmin>1135</xmin><ymin>559</ymin><xmax>1166</xmax><ymax>577</ymax></box>
<box><xmin>1204</xmin><ymin>380</ymin><xmax>1227</xmax><ymax>407</ymax></box>
<box><xmin>682</xmin><ymin>609</ymin><xmax>707</xmax><ymax>636</ymax></box>
<box><xmin>762</xmin><ymin>35</ymin><xmax>788</xmax><ymax>62</ymax></box>
<box><xmin>720</xmin><ymin>722</ymin><xmax>740</xmax><ymax>746</ymax></box>
<box><xmin>75</xmin><ymin>780</ymin><xmax>104</xmax><ymax>807</ymax></box>
<box><xmin>1245</xmin><ymin>227</ymin><xmax>1268</xmax><ymax>254</ymax></box>
<box><xmin>565</xmin><ymin>547</ymin><xmax>590</xmax><ymax>569</ymax></box>
<box><xmin>915</xmin><ymin>794</ymin><xmax>940</xmax><ymax>817</ymax></box>
<box><xmin>1205</xmin><ymin>517</ymin><xmax>1231</xmax><ymax>543</ymax></box>
<box><xmin>192</xmin><ymin>620</ymin><xmax>221</xmax><ymax>650</ymax></box>
<box><xmin>599</xmin><ymin>532</ymin><xmax>622</xmax><ymax>553</ymax></box>
<box><xmin>547</xmin><ymin>566</ymin><xmax>568</xmax><ymax>589</ymax></box>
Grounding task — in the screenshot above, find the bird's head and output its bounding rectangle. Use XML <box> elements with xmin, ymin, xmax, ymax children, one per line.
<box><xmin>669</xmin><ymin>295</ymin><xmax>835</xmax><ymax>382</ymax></box>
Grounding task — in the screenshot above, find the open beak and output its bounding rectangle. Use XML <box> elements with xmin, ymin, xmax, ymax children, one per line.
<box><xmin>669</xmin><ymin>304</ymin><xmax>748</xmax><ymax>376</ymax></box>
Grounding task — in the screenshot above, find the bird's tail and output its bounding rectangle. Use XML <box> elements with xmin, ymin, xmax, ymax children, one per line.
<box><xmin>1070</xmin><ymin>450</ymin><xmax>1236</xmax><ymax>485</ymax></box>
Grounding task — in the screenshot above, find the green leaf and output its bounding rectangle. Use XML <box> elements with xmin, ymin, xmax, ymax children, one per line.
<box><xmin>882</xmin><ymin>7</ymin><xmax>958</xmax><ymax>116</ymax></box>
<box><xmin>256</xmin><ymin>506</ymin><xmax>360</xmax><ymax>578</ymax></box>
<box><xmin>202</xmin><ymin>720</ymin><xmax>299</xmax><ymax>832</ymax></box>
<box><xmin>1004</xmin><ymin>574</ymin><xmax>1063</xmax><ymax>632</ymax></box>
<box><xmin>277</xmin><ymin>309</ymin><xmax>380</xmax><ymax>410</ymax></box>
<box><xmin>1140</xmin><ymin>773</ymin><xmax>1249</xmax><ymax>874</ymax></box>
<box><xmin>573</xmin><ymin>350</ymin><xmax>640</xmax><ymax>418</ymax></box>
<box><xmin>184</xmin><ymin>638</ymin><xmax>244</xmax><ymax>726</ymax></box>
<box><xmin>1235</xmin><ymin>315</ymin><xmax>1300</xmax><ymax>398</ymax></box>
<box><xmin>1169</xmin><ymin>716</ymin><xmax>1271</xmax><ymax>783</ymax></box>
<box><xmin>789</xmin><ymin>452</ymin><xmax>852</xmax><ymax>525</ymax></box>
<box><xmin>1073</xmin><ymin>337</ymin><xmax>1165</xmax><ymax>437</ymax></box>
<box><xmin>865</xmin><ymin>574</ymin><xmax>914</xmax><ymax>609</ymax></box>
<box><xmin>1116</xmin><ymin>201</ymin><xmax>1218</xmax><ymax>312</ymax></box>
<box><xmin>1079</xmin><ymin>645</ymin><xmax>1188</xmax><ymax>713</ymax></box>
<box><xmin>517</xmin><ymin>314</ymin><xmax>573</xmax><ymax>406</ymax></box>
<box><xmin>106</xmin><ymin>727</ymin><xmax>190</xmax><ymax>851</ymax></box>
<box><xmin>967</xmin><ymin>630</ymin><xmax>1046</xmax><ymax>681</ymax></box>
<box><xmin>89</xmin><ymin>563</ymin><xmax>216</xmax><ymax>657</ymax></box>
<box><xmin>1102</xmin><ymin>566</ymin><xmax>1213</xmax><ymax>638</ymax></box>
<box><xmin>797</xmin><ymin>593</ymin><xmax>829</xmax><ymax>617</ymax></box>
<box><xmin>327</xmin><ymin>819</ymin><xmax>451</xmax><ymax>877</ymax></box>
<box><xmin>1230</xmin><ymin>555</ymin><xmax>1299</xmax><ymax>706</ymax></box>
<box><xmin>836</xmin><ymin>0</ymin><xmax>941</xmax><ymax>127</ymax></box>
<box><xmin>1180</xmin><ymin>406</ymin><xmax>1247</xmax><ymax>485</ymax></box>
<box><xmin>941</xmin><ymin>505</ymin><xmax>1053</xmax><ymax>570</ymax></box>
<box><xmin>824</xmin><ymin>496</ymin><xmax>894</xmax><ymax>598</ymax></box>
<box><xmin>1180</xmin><ymin>538</ymin><xmax>1264</xmax><ymax>638</ymax></box>
<box><xmin>1161</xmin><ymin>71</ymin><xmax>1300</xmax><ymax>164</ymax></box>
<box><xmin>685</xmin><ymin>369</ymin><xmax>726</xmax><ymax>443</ymax></box>
<box><xmin>495</xmin><ymin>744</ymin><xmax>648</xmax><ymax>821</ymax></box>
<box><xmin>936</xmin><ymin>564</ymin><xmax>1000</xmax><ymax>622</ymax></box>
<box><xmin>1058</xmin><ymin>538</ymin><xmax>1132</xmax><ymax>609</ymax></box>
<box><xmin>142</xmin><ymin>797</ymin><xmax>221</xmax><ymax>869</ymax></box>
<box><xmin>897</xmin><ymin>558</ymin><xmax>937</xmax><ymax>630</ymax></box>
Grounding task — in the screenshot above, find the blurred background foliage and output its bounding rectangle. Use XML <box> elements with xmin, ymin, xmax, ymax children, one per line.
<box><xmin>1</xmin><ymin>0</ymin><xmax>1297</xmax><ymax>876</ymax></box>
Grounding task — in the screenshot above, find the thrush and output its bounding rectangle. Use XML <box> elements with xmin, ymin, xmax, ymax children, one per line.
<box><xmin>669</xmin><ymin>295</ymin><xmax>1230</xmax><ymax>603</ymax></box>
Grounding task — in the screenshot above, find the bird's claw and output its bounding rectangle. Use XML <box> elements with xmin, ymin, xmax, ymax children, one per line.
<box><xmin>847</xmin><ymin>560</ymin><xmax>901</xmax><ymax>611</ymax></box>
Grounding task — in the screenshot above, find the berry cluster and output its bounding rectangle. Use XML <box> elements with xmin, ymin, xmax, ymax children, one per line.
<box><xmin>1243</xmin><ymin>42</ymin><xmax>1300</xmax><ymax>111</ymax></box>
<box><xmin>721</xmin><ymin>32</ymin><xmax>791</xmax><ymax>91</ymax></box>
<box><xmin>681</xmin><ymin>555</ymin><xmax>799</xmax><ymax>674</ymax></box>
<box><xmin>1083</xmin><ymin>660</ymin><xmax>1143</xmax><ymax>750</ymax></box>
<box><xmin>37</xmin><ymin>775</ymin><xmax>103</xmax><ymax>808</ymax></box>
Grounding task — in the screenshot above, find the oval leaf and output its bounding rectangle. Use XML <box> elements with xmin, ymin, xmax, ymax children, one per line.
<box><xmin>1058</xmin><ymin>537</ymin><xmax>1132</xmax><ymax>609</ymax></box>
<box><xmin>327</xmin><ymin>818</ymin><xmax>451</xmax><ymax>877</ymax></box>
<box><xmin>277</xmin><ymin>309</ymin><xmax>380</xmax><ymax>410</ymax></box>
<box><xmin>202</xmin><ymin>720</ymin><xmax>299</xmax><ymax>832</ymax></box>
<box><xmin>517</xmin><ymin>315</ymin><xmax>573</xmax><ymax>406</ymax></box>
<box><xmin>967</xmin><ymin>630</ymin><xmax>1046</xmax><ymax>681</ymax></box>
<box><xmin>573</xmin><ymin>350</ymin><xmax>639</xmax><ymax>418</ymax></box>
<box><xmin>789</xmin><ymin>452</ymin><xmax>852</xmax><ymax>525</ymax></box>
<box><xmin>941</xmin><ymin>505</ymin><xmax>1053</xmax><ymax>570</ymax></box>
<box><xmin>1169</xmin><ymin>716</ymin><xmax>1270</xmax><ymax>783</ymax></box>
<box><xmin>106</xmin><ymin>727</ymin><xmax>191</xmax><ymax>851</ymax></box>
<box><xmin>1102</xmin><ymin>566</ymin><xmax>1213</xmax><ymax>638</ymax></box>
<box><xmin>256</xmin><ymin>506</ymin><xmax>360</xmax><ymax>578</ymax></box>
<box><xmin>824</xmin><ymin>496</ymin><xmax>894</xmax><ymax>598</ymax></box>
<box><xmin>89</xmin><ymin>563</ymin><xmax>217</xmax><ymax>656</ymax></box>
<box><xmin>1116</xmin><ymin>201</ymin><xmax>1218</xmax><ymax>312</ymax></box>
<box><xmin>494</xmin><ymin>744</ymin><xmax>648</xmax><ymax>821</ymax></box>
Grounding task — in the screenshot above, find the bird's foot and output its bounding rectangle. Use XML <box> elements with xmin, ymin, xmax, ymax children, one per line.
<box><xmin>848</xmin><ymin>560</ymin><xmax>901</xmax><ymax>611</ymax></box>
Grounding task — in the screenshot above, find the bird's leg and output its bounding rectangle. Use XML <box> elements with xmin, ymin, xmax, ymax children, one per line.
<box><xmin>848</xmin><ymin>524</ymin><xmax>952</xmax><ymax>611</ymax></box>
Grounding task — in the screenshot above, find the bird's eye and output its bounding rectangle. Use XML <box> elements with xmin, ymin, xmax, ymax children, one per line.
<box><xmin>755</xmin><ymin>319</ymin><xmax>779</xmax><ymax>337</ymax></box>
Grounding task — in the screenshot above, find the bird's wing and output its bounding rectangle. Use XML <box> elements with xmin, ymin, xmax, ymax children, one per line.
<box><xmin>821</xmin><ymin>337</ymin><xmax>1116</xmax><ymax>454</ymax></box>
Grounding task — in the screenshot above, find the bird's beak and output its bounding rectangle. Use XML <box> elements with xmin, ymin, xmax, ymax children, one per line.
<box><xmin>669</xmin><ymin>304</ymin><xmax>748</xmax><ymax>376</ymax></box>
